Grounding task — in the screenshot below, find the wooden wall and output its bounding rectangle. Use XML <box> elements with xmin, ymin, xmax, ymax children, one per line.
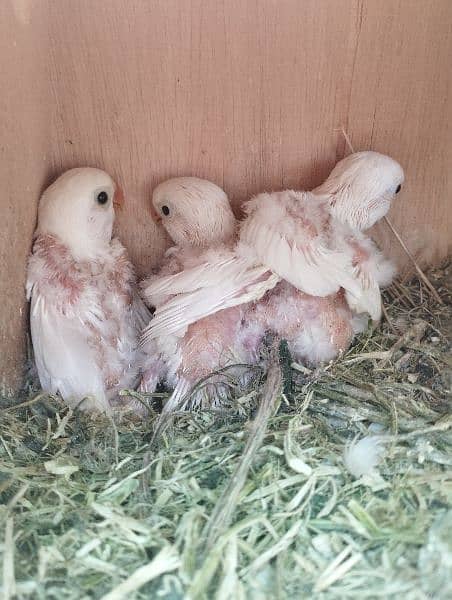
<box><xmin>0</xmin><ymin>1</ymin><xmax>50</xmax><ymax>394</ymax></box>
<box><xmin>1</xmin><ymin>0</ymin><xmax>451</xmax><ymax>393</ymax></box>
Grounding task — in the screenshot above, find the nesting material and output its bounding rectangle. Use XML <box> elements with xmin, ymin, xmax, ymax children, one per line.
<box><xmin>0</xmin><ymin>265</ymin><xmax>451</xmax><ymax>599</ymax></box>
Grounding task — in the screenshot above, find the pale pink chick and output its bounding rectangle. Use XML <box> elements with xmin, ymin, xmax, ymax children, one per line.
<box><xmin>235</xmin><ymin>151</ymin><xmax>404</xmax><ymax>324</ymax></box>
<box><xmin>140</xmin><ymin>177</ymin><xmax>262</xmax><ymax>411</ymax></box>
<box><xmin>240</xmin><ymin>151</ymin><xmax>404</xmax><ymax>366</ymax></box>
<box><xmin>312</xmin><ymin>150</ymin><xmax>403</xmax><ymax>317</ymax></box>
<box><xmin>26</xmin><ymin>168</ymin><xmax>150</xmax><ymax>413</ymax></box>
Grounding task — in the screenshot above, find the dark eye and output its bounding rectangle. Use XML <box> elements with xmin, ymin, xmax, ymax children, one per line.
<box><xmin>161</xmin><ymin>205</ymin><xmax>170</xmax><ymax>216</ymax></box>
<box><xmin>395</xmin><ymin>184</ymin><xmax>401</xmax><ymax>194</ymax></box>
<box><xmin>97</xmin><ymin>191</ymin><xmax>109</xmax><ymax>204</ymax></box>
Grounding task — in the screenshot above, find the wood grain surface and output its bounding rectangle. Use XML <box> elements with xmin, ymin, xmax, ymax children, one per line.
<box><xmin>1</xmin><ymin>0</ymin><xmax>451</xmax><ymax>392</ymax></box>
<box><xmin>0</xmin><ymin>1</ymin><xmax>50</xmax><ymax>393</ymax></box>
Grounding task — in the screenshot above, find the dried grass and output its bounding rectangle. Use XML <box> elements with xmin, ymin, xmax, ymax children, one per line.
<box><xmin>1</xmin><ymin>265</ymin><xmax>451</xmax><ymax>599</ymax></box>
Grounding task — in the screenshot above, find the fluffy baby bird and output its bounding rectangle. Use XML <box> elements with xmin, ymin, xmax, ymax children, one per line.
<box><xmin>240</xmin><ymin>151</ymin><xmax>404</xmax><ymax>365</ymax></box>
<box><xmin>145</xmin><ymin>152</ymin><xmax>403</xmax><ymax>369</ymax></box>
<box><xmin>235</xmin><ymin>151</ymin><xmax>404</xmax><ymax>322</ymax></box>
<box><xmin>312</xmin><ymin>150</ymin><xmax>403</xmax><ymax>317</ymax></box>
<box><xmin>26</xmin><ymin>168</ymin><xmax>149</xmax><ymax>413</ymax></box>
<box><xmin>140</xmin><ymin>177</ymin><xmax>272</xmax><ymax>412</ymax></box>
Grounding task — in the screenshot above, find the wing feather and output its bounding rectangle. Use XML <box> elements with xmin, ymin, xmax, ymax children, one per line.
<box><xmin>345</xmin><ymin>268</ymin><xmax>382</xmax><ymax>321</ymax></box>
<box><xmin>141</xmin><ymin>260</ymin><xmax>278</xmax><ymax>344</ymax></box>
<box><xmin>142</xmin><ymin>257</ymin><xmax>242</xmax><ymax>307</ymax></box>
<box><xmin>239</xmin><ymin>191</ymin><xmax>362</xmax><ymax>298</ymax></box>
<box><xmin>30</xmin><ymin>291</ymin><xmax>109</xmax><ymax>412</ymax></box>
<box><xmin>337</xmin><ymin>231</ymin><xmax>395</xmax><ymax>321</ymax></box>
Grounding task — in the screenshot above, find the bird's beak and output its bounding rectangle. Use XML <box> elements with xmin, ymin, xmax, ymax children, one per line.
<box><xmin>150</xmin><ymin>204</ymin><xmax>162</xmax><ymax>223</ymax></box>
<box><xmin>113</xmin><ymin>186</ymin><xmax>124</xmax><ymax>211</ymax></box>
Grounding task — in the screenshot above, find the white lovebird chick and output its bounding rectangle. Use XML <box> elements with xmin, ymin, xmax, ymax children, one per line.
<box><xmin>240</xmin><ymin>151</ymin><xmax>404</xmax><ymax>366</ymax></box>
<box><xmin>26</xmin><ymin>168</ymin><xmax>150</xmax><ymax>413</ymax></box>
<box><xmin>144</xmin><ymin>152</ymin><xmax>404</xmax><ymax>368</ymax></box>
<box><xmin>140</xmin><ymin>177</ymin><xmax>271</xmax><ymax>412</ymax></box>
<box><xmin>313</xmin><ymin>150</ymin><xmax>404</xmax><ymax>318</ymax></box>
<box><xmin>235</xmin><ymin>151</ymin><xmax>404</xmax><ymax>322</ymax></box>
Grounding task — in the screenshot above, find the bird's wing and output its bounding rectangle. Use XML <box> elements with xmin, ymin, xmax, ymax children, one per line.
<box><xmin>140</xmin><ymin>248</ymin><xmax>186</xmax><ymax>307</ymax></box>
<box><xmin>341</xmin><ymin>234</ymin><xmax>396</xmax><ymax>321</ymax></box>
<box><xmin>29</xmin><ymin>291</ymin><xmax>109</xmax><ymax>412</ymax></box>
<box><xmin>142</xmin><ymin>256</ymin><xmax>243</xmax><ymax>306</ymax></box>
<box><xmin>239</xmin><ymin>192</ymin><xmax>362</xmax><ymax>298</ymax></box>
<box><xmin>345</xmin><ymin>268</ymin><xmax>382</xmax><ymax>321</ymax></box>
<box><xmin>131</xmin><ymin>289</ymin><xmax>152</xmax><ymax>330</ymax></box>
<box><xmin>141</xmin><ymin>257</ymin><xmax>279</xmax><ymax>344</ymax></box>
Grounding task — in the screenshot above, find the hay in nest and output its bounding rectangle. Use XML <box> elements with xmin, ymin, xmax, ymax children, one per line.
<box><xmin>1</xmin><ymin>265</ymin><xmax>451</xmax><ymax>599</ymax></box>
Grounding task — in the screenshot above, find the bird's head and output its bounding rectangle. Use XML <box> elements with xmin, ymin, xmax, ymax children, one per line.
<box><xmin>313</xmin><ymin>151</ymin><xmax>404</xmax><ymax>231</ymax></box>
<box><xmin>151</xmin><ymin>177</ymin><xmax>236</xmax><ymax>247</ymax></box>
<box><xmin>37</xmin><ymin>167</ymin><xmax>124</xmax><ymax>259</ymax></box>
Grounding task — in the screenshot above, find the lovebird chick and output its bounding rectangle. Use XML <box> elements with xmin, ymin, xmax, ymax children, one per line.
<box><xmin>140</xmin><ymin>177</ymin><xmax>266</xmax><ymax>412</ymax></box>
<box><xmin>312</xmin><ymin>150</ymin><xmax>403</xmax><ymax>316</ymax></box>
<box><xmin>26</xmin><ymin>168</ymin><xmax>150</xmax><ymax>413</ymax></box>
<box><xmin>242</xmin><ymin>150</ymin><xmax>404</xmax><ymax>365</ymax></box>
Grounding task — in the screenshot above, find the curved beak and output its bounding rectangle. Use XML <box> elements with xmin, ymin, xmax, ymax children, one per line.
<box><xmin>150</xmin><ymin>203</ymin><xmax>162</xmax><ymax>223</ymax></box>
<box><xmin>113</xmin><ymin>185</ymin><xmax>124</xmax><ymax>211</ymax></box>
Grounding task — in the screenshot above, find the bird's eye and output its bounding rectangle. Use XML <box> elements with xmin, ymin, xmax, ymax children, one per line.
<box><xmin>97</xmin><ymin>191</ymin><xmax>109</xmax><ymax>205</ymax></box>
<box><xmin>161</xmin><ymin>205</ymin><xmax>170</xmax><ymax>216</ymax></box>
<box><xmin>395</xmin><ymin>184</ymin><xmax>401</xmax><ymax>194</ymax></box>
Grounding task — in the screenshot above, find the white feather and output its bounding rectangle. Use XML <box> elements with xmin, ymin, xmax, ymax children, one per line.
<box><xmin>141</xmin><ymin>260</ymin><xmax>278</xmax><ymax>342</ymax></box>
<box><xmin>345</xmin><ymin>269</ymin><xmax>382</xmax><ymax>321</ymax></box>
<box><xmin>142</xmin><ymin>256</ymin><xmax>243</xmax><ymax>306</ymax></box>
<box><xmin>343</xmin><ymin>436</ymin><xmax>385</xmax><ymax>478</ymax></box>
<box><xmin>239</xmin><ymin>191</ymin><xmax>362</xmax><ymax>299</ymax></box>
<box><xmin>30</xmin><ymin>293</ymin><xmax>109</xmax><ymax>412</ymax></box>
